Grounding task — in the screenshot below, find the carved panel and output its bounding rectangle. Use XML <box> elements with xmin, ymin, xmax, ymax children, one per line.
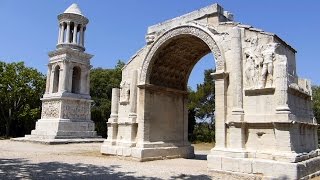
<box><xmin>62</xmin><ymin>100</ymin><xmax>90</xmax><ymax>120</ymax></box>
<box><xmin>244</xmin><ymin>43</ymin><xmax>279</xmax><ymax>89</ymax></box>
<box><xmin>41</xmin><ymin>100</ymin><xmax>60</xmax><ymax>119</ymax></box>
<box><xmin>120</xmin><ymin>81</ymin><xmax>130</xmax><ymax>104</ymax></box>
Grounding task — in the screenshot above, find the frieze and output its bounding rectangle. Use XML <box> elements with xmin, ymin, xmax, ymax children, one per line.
<box><xmin>41</xmin><ymin>100</ymin><xmax>60</xmax><ymax>119</ymax></box>
<box><xmin>62</xmin><ymin>100</ymin><xmax>90</xmax><ymax>120</ymax></box>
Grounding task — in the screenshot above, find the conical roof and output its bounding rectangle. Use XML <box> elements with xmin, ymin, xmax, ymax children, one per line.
<box><xmin>64</xmin><ymin>3</ymin><xmax>83</xmax><ymax>16</ymax></box>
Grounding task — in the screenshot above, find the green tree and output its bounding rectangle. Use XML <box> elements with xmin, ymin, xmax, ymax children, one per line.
<box><xmin>313</xmin><ymin>85</ymin><xmax>320</xmax><ymax>124</ymax></box>
<box><xmin>0</xmin><ymin>61</ymin><xmax>45</xmax><ymax>137</ymax></box>
<box><xmin>90</xmin><ymin>60</ymin><xmax>125</xmax><ymax>138</ymax></box>
<box><xmin>188</xmin><ymin>69</ymin><xmax>215</xmax><ymax>142</ymax></box>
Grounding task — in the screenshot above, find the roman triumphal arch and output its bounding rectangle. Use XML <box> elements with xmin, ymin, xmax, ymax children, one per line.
<box><xmin>101</xmin><ymin>4</ymin><xmax>320</xmax><ymax>179</ymax></box>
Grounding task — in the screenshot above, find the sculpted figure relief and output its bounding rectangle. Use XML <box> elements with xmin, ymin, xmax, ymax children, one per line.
<box><xmin>260</xmin><ymin>43</ymin><xmax>279</xmax><ymax>88</ymax></box>
<box><xmin>120</xmin><ymin>81</ymin><xmax>130</xmax><ymax>104</ymax></box>
<box><xmin>41</xmin><ymin>101</ymin><xmax>60</xmax><ymax>119</ymax></box>
<box><xmin>244</xmin><ymin>43</ymin><xmax>279</xmax><ymax>89</ymax></box>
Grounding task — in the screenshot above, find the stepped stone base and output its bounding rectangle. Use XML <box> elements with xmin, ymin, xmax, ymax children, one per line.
<box><xmin>208</xmin><ymin>150</ymin><xmax>320</xmax><ymax>179</ymax></box>
<box><xmin>11</xmin><ymin>136</ymin><xmax>104</xmax><ymax>144</ymax></box>
<box><xmin>101</xmin><ymin>142</ymin><xmax>194</xmax><ymax>161</ymax></box>
<box><xmin>13</xmin><ymin>118</ymin><xmax>104</xmax><ymax>144</ymax></box>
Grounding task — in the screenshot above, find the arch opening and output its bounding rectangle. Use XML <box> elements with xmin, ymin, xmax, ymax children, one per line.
<box><xmin>145</xmin><ymin>34</ymin><xmax>218</xmax><ymax>146</ymax></box>
<box><xmin>52</xmin><ymin>65</ymin><xmax>60</xmax><ymax>93</ymax></box>
<box><xmin>72</xmin><ymin>66</ymin><xmax>81</xmax><ymax>94</ymax></box>
<box><xmin>149</xmin><ymin>34</ymin><xmax>212</xmax><ymax>91</ymax></box>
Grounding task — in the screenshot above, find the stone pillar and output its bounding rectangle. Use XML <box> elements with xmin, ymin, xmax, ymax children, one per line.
<box><xmin>60</xmin><ymin>61</ymin><xmax>69</xmax><ymax>92</ymax></box>
<box><xmin>80</xmin><ymin>67</ymin><xmax>87</xmax><ymax>94</ymax></box>
<box><xmin>230</xmin><ymin>27</ymin><xmax>244</xmax><ymax>114</ymax></box>
<box><xmin>275</xmin><ymin>55</ymin><xmax>290</xmax><ymax>113</ymax></box>
<box><xmin>106</xmin><ymin>88</ymin><xmax>120</xmax><ymax>145</ymax></box>
<box><xmin>86</xmin><ymin>66</ymin><xmax>90</xmax><ymax>94</ymax></box>
<box><xmin>58</xmin><ymin>23</ymin><xmax>62</xmax><ymax>44</ymax></box>
<box><xmin>81</xmin><ymin>27</ymin><xmax>85</xmax><ymax>46</ymax></box>
<box><xmin>45</xmin><ymin>64</ymin><xmax>52</xmax><ymax>94</ymax></box>
<box><xmin>129</xmin><ymin>70</ymin><xmax>138</xmax><ymax>119</ymax></box>
<box><xmin>65</xmin><ymin>22</ymin><xmax>71</xmax><ymax>43</ymax></box>
<box><xmin>59</xmin><ymin>23</ymin><xmax>65</xmax><ymax>43</ymax></box>
<box><xmin>68</xmin><ymin>67</ymin><xmax>74</xmax><ymax>92</ymax></box>
<box><xmin>72</xmin><ymin>23</ymin><xmax>77</xmax><ymax>44</ymax></box>
<box><xmin>228</xmin><ymin>122</ymin><xmax>246</xmax><ymax>150</ymax></box>
<box><xmin>49</xmin><ymin>67</ymin><xmax>56</xmax><ymax>93</ymax></box>
<box><xmin>79</xmin><ymin>25</ymin><xmax>84</xmax><ymax>46</ymax></box>
<box><xmin>212</xmin><ymin>72</ymin><xmax>228</xmax><ymax>149</ymax></box>
<box><xmin>228</xmin><ymin>27</ymin><xmax>245</xmax><ymax>152</ymax></box>
<box><xmin>58</xmin><ymin>68</ymin><xmax>64</xmax><ymax>93</ymax></box>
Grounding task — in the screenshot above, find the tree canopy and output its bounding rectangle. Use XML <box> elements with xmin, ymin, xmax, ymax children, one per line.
<box><xmin>90</xmin><ymin>60</ymin><xmax>125</xmax><ymax>137</ymax></box>
<box><xmin>0</xmin><ymin>61</ymin><xmax>45</xmax><ymax>137</ymax></box>
<box><xmin>188</xmin><ymin>69</ymin><xmax>215</xmax><ymax>142</ymax></box>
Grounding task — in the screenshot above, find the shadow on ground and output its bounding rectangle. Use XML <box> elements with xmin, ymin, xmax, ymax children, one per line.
<box><xmin>0</xmin><ymin>158</ymin><xmax>211</xmax><ymax>179</ymax></box>
<box><xmin>193</xmin><ymin>154</ymin><xmax>207</xmax><ymax>161</ymax></box>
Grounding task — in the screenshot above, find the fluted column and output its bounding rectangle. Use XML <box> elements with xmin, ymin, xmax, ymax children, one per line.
<box><xmin>60</xmin><ymin>62</ymin><xmax>68</xmax><ymax>92</ymax></box>
<box><xmin>49</xmin><ymin>68</ymin><xmax>55</xmax><ymax>93</ymax></box>
<box><xmin>106</xmin><ymin>88</ymin><xmax>120</xmax><ymax>145</ymax></box>
<box><xmin>45</xmin><ymin>64</ymin><xmax>52</xmax><ymax>94</ymax></box>
<box><xmin>231</xmin><ymin>27</ymin><xmax>244</xmax><ymax>115</ymax></box>
<box><xmin>72</xmin><ymin>23</ymin><xmax>77</xmax><ymax>44</ymax></box>
<box><xmin>129</xmin><ymin>70</ymin><xmax>138</xmax><ymax>117</ymax></box>
<box><xmin>79</xmin><ymin>25</ymin><xmax>84</xmax><ymax>46</ymax></box>
<box><xmin>80</xmin><ymin>67</ymin><xmax>87</xmax><ymax>94</ymax></box>
<box><xmin>68</xmin><ymin>67</ymin><xmax>74</xmax><ymax>92</ymax></box>
<box><xmin>81</xmin><ymin>26</ymin><xmax>85</xmax><ymax>46</ymax></box>
<box><xmin>86</xmin><ymin>66</ymin><xmax>91</xmax><ymax>94</ymax></box>
<box><xmin>57</xmin><ymin>23</ymin><xmax>62</xmax><ymax>44</ymax></box>
<box><xmin>65</xmin><ymin>22</ymin><xmax>71</xmax><ymax>43</ymax></box>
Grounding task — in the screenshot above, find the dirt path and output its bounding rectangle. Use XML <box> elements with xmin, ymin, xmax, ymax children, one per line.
<box><xmin>0</xmin><ymin>140</ymin><xmax>211</xmax><ymax>179</ymax></box>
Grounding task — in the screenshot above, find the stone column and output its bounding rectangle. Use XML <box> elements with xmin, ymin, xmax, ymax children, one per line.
<box><xmin>49</xmin><ymin>68</ymin><xmax>56</xmax><ymax>93</ymax></box>
<box><xmin>58</xmin><ymin>23</ymin><xmax>62</xmax><ymax>44</ymax></box>
<box><xmin>60</xmin><ymin>62</ymin><xmax>68</xmax><ymax>92</ymax></box>
<box><xmin>68</xmin><ymin>67</ymin><xmax>74</xmax><ymax>92</ymax></box>
<box><xmin>81</xmin><ymin>26</ymin><xmax>85</xmax><ymax>46</ymax></box>
<box><xmin>80</xmin><ymin>67</ymin><xmax>87</xmax><ymax>94</ymax></box>
<box><xmin>275</xmin><ymin>55</ymin><xmax>290</xmax><ymax>113</ymax></box>
<box><xmin>211</xmin><ymin>72</ymin><xmax>228</xmax><ymax>149</ymax></box>
<box><xmin>230</xmin><ymin>27</ymin><xmax>244</xmax><ymax>115</ymax></box>
<box><xmin>45</xmin><ymin>64</ymin><xmax>52</xmax><ymax>94</ymax></box>
<box><xmin>72</xmin><ymin>23</ymin><xmax>77</xmax><ymax>44</ymax></box>
<box><xmin>58</xmin><ymin>68</ymin><xmax>64</xmax><ymax>93</ymax></box>
<box><xmin>79</xmin><ymin>25</ymin><xmax>84</xmax><ymax>46</ymax></box>
<box><xmin>60</xmin><ymin>23</ymin><xmax>65</xmax><ymax>43</ymax></box>
<box><xmin>228</xmin><ymin>27</ymin><xmax>245</xmax><ymax>152</ymax></box>
<box><xmin>106</xmin><ymin>88</ymin><xmax>120</xmax><ymax>145</ymax></box>
<box><xmin>65</xmin><ymin>22</ymin><xmax>71</xmax><ymax>43</ymax></box>
<box><xmin>129</xmin><ymin>70</ymin><xmax>138</xmax><ymax>119</ymax></box>
<box><xmin>86</xmin><ymin>66</ymin><xmax>91</xmax><ymax>94</ymax></box>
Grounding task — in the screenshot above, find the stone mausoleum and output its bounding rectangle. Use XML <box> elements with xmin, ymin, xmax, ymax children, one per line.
<box><xmin>100</xmin><ymin>3</ymin><xmax>320</xmax><ymax>179</ymax></box>
<box><xmin>15</xmin><ymin>4</ymin><xmax>103</xmax><ymax>143</ymax></box>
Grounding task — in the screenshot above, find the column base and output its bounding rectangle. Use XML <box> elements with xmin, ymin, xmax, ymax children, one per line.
<box><xmin>208</xmin><ymin>149</ymin><xmax>320</xmax><ymax>179</ymax></box>
<box><xmin>101</xmin><ymin>141</ymin><xmax>194</xmax><ymax>161</ymax></box>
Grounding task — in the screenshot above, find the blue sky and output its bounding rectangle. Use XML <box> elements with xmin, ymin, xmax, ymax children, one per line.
<box><xmin>0</xmin><ymin>1</ymin><xmax>319</xmax><ymax>89</ymax></box>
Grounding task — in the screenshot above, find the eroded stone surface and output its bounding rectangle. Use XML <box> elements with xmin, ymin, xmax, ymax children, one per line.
<box><xmin>101</xmin><ymin>3</ymin><xmax>320</xmax><ymax>179</ymax></box>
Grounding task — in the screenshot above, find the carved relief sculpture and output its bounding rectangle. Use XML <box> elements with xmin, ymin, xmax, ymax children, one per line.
<box><xmin>120</xmin><ymin>81</ymin><xmax>130</xmax><ymax>104</ymax></box>
<box><xmin>260</xmin><ymin>43</ymin><xmax>279</xmax><ymax>88</ymax></box>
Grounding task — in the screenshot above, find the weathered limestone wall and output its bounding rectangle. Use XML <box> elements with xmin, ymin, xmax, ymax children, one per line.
<box><xmin>101</xmin><ymin>3</ymin><xmax>320</xmax><ymax>179</ymax></box>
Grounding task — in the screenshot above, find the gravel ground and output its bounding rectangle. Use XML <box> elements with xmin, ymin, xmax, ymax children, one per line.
<box><xmin>0</xmin><ymin>140</ymin><xmax>211</xmax><ymax>179</ymax></box>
